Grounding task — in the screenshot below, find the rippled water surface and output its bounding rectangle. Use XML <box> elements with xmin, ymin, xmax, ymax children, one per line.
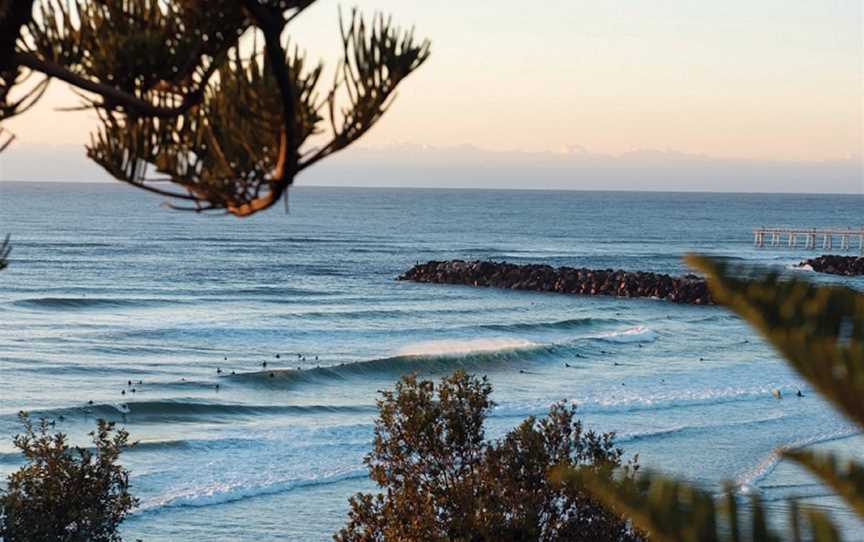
<box><xmin>1</xmin><ymin>183</ymin><xmax>863</xmax><ymax>540</ymax></box>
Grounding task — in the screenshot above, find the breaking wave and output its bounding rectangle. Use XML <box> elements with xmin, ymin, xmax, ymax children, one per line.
<box><xmin>735</xmin><ymin>427</ymin><xmax>861</xmax><ymax>492</ymax></box>
<box><xmin>593</xmin><ymin>326</ymin><xmax>658</xmax><ymax>343</ymax></box>
<box><xmin>11</xmin><ymin>400</ymin><xmax>375</xmax><ymax>425</ymax></box>
<box><xmin>138</xmin><ymin>469</ymin><xmax>368</xmax><ymax>513</ymax></box>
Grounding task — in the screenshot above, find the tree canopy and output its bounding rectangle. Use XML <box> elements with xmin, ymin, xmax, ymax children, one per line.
<box><xmin>0</xmin><ymin>414</ymin><xmax>137</xmax><ymax>542</ymax></box>
<box><xmin>0</xmin><ymin>0</ymin><xmax>429</xmax><ymax>216</ymax></box>
<box><xmin>336</xmin><ymin>371</ymin><xmax>643</xmax><ymax>542</ymax></box>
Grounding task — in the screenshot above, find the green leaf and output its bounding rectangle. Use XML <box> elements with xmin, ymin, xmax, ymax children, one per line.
<box><xmin>558</xmin><ymin>467</ymin><xmax>853</xmax><ymax>542</ymax></box>
<box><xmin>557</xmin><ymin>468</ymin><xmax>728</xmax><ymax>542</ymax></box>
<box><xmin>686</xmin><ymin>254</ymin><xmax>864</xmax><ymax>428</ymax></box>
<box><xmin>806</xmin><ymin>507</ymin><xmax>843</xmax><ymax>542</ymax></box>
<box><xmin>785</xmin><ymin>450</ymin><xmax>864</xmax><ymax>519</ymax></box>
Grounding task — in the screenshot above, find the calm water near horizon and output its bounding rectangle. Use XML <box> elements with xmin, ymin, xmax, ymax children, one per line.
<box><xmin>1</xmin><ymin>182</ymin><xmax>863</xmax><ymax>540</ymax></box>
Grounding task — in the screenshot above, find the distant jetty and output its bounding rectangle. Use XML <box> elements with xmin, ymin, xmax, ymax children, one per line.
<box><xmin>398</xmin><ymin>260</ymin><xmax>714</xmax><ymax>305</ymax></box>
<box><xmin>799</xmin><ymin>255</ymin><xmax>864</xmax><ymax>276</ymax></box>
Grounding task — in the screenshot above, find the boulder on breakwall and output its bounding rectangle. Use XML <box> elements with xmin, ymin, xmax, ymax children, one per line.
<box><xmin>398</xmin><ymin>260</ymin><xmax>713</xmax><ymax>305</ymax></box>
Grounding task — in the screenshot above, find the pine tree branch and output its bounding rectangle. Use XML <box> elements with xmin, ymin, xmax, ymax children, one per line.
<box><xmin>12</xmin><ymin>52</ymin><xmax>203</xmax><ymax>118</ymax></box>
<box><xmin>230</xmin><ymin>0</ymin><xmax>300</xmax><ymax>217</ymax></box>
<box><xmin>0</xmin><ymin>0</ymin><xmax>34</xmax><ymax>72</ymax></box>
<box><xmin>0</xmin><ymin>126</ymin><xmax>15</xmax><ymax>153</ymax></box>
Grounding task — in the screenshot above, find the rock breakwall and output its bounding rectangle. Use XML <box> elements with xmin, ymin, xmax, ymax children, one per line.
<box><xmin>799</xmin><ymin>255</ymin><xmax>864</xmax><ymax>276</ymax></box>
<box><xmin>398</xmin><ymin>260</ymin><xmax>713</xmax><ymax>305</ymax></box>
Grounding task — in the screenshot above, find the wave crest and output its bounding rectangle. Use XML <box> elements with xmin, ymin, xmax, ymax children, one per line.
<box><xmin>11</xmin><ymin>297</ymin><xmax>181</xmax><ymax>311</ymax></box>
<box><xmin>139</xmin><ymin>469</ymin><xmax>368</xmax><ymax>513</ymax></box>
<box><xmin>396</xmin><ymin>338</ymin><xmax>537</xmax><ymax>357</ymax></box>
<box><xmin>594</xmin><ymin>326</ymin><xmax>657</xmax><ymax>344</ymax></box>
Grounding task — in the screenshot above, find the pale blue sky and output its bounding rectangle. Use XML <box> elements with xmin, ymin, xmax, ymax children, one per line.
<box><xmin>1</xmin><ymin>0</ymin><xmax>862</xmax><ymax>190</ymax></box>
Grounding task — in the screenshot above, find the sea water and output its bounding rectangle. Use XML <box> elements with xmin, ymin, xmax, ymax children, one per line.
<box><xmin>1</xmin><ymin>183</ymin><xmax>863</xmax><ymax>540</ymax></box>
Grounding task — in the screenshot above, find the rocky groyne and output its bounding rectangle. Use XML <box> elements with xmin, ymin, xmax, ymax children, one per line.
<box><xmin>799</xmin><ymin>255</ymin><xmax>864</xmax><ymax>276</ymax></box>
<box><xmin>398</xmin><ymin>260</ymin><xmax>714</xmax><ymax>305</ymax></box>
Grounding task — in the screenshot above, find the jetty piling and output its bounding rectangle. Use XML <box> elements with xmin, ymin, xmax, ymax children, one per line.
<box><xmin>753</xmin><ymin>227</ymin><xmax>864</xmax><ymax>254</ymax></box>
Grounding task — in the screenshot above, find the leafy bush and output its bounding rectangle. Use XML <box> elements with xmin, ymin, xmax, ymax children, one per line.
<box><xmin>336</xmin><ymin>370</ymin><xmax>642</xmax><ymax>542</ymax></box>
<box><xmin>0</xmin><ymin>413</ymin><xmax>138</xmax><ymax>542</ymax></box>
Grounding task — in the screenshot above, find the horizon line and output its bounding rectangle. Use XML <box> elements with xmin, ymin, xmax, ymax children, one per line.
<box><xmin>2</xmin><ymin>179</ymin><xmax>862</xmax><ymax>196</ymax></box>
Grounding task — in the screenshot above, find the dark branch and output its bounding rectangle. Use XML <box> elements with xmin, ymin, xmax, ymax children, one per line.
<box><xmin>12</xmin><ymin>52</ymin><xmax>204</xmax><ymax>118</ymax></box>
<box><xmin>0</xmin><ymin>234</ymin><xmax>11</xmax><ymax>270</ymax></box>
<box><xmin>0</xmin><ymin>127</ymin><xmax>15</xmax><ymax>153</ymax></box>
<box><xmin>232</xmin><ymin>0</ymin><xmax>301</xmax><ymax>217</ymax></box>
<box><xmin>0</xmin><ymin>0</ymin><xmax>34</xmax><ymax>72</ymax></box>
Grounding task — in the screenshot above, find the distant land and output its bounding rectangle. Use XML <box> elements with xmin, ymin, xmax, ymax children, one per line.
<box><xmin>1</xmin><ymin>143</ymin><xmax>861</xmax><ymax>194</ymax></box>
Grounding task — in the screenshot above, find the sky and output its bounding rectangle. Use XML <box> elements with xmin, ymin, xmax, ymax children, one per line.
<box><xmin>0</xmin><ymin>0</ymin><xmax>862</xmax><ymax>192</ymax></box>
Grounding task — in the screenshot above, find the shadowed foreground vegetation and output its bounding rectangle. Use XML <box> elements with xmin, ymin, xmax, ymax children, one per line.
<box><xmin>336</xmin><ymin>371</ymin><xmax>642</xmax><ymax>542</ymax></box>
<box><xmin>557</xmin><ymin>255</ymin><xmax>864</xmax><ymax>541</ymax></box>
<box><xmin>0</xmin><ymin>414</ymin><xmax>136</xmax><ymax>542</ymax></box>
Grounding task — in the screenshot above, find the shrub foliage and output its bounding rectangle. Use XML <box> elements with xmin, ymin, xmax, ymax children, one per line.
<box><xmin>0</xmin><ymin>413</ymin><xmax>138</xmax><ymax>542</ymax></box>
<box><xmin>336</xmin><ymin>370</ymin><xmax>642</xmax><ymax>542</ymax></box>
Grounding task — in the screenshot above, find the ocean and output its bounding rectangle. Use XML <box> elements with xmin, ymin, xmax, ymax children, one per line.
<box><xmin>1</xmin><ymin>182</ymin><xmax>863</xmax><ymax>540</ymax></box>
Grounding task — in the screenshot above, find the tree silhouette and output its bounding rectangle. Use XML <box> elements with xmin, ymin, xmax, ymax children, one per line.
<box><xmin>0</xmin><ymin>413</ymin><xmax>137</xmax><ymax>542</ymax></box>
<box><xmin>337</xmin><ymin>371</ymin><xmax>643</xmax><ymax>542</ymax></box>
<box><xmin>0</xmin><ymin>1</ymin><xmax>429</xmax><ymax>216</ymax></box>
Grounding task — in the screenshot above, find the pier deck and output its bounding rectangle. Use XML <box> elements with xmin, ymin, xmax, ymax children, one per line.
<box><xmin>753</xmin><ymin>227</ymin><xmax>864</xmax><ymax>253</ymax></box>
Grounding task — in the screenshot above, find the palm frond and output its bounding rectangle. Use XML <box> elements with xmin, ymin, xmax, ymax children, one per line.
<box><xmin>686</xmin><ymin>255</ymin><xmax>864</xmax><ymax>428</ymax></box>
<box><xmin>559</xmin><ymin>467</ymin><xmax>851</xmax><ymax>542</ymax></box>
<box><xmin>784</xmin><ymin>450</ymin><xmax>864</xmax><ymax>519</ymax></box>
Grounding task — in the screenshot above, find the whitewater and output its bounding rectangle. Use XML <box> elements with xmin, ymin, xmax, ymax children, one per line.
<box><xmin>1</xmin><ymin>184</ymin><xmax>863</xmax><ymax>540</ymax></box>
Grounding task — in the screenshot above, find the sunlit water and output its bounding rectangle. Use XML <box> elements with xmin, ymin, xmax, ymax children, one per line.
<box><xmin>1</xmin><ymin>183</ymin><xmax>863</xmax><ymax>540</ymax></box>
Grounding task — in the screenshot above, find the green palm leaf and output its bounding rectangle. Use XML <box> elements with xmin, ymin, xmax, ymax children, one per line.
<box><xmin>561</xmin><ymin>467</ymin><xmax>853</xmax><ymax>542</ymax></box>
<box><xmin>551</xmin><ymin>255</ymin><xmax>864</xmax><ymax>542</ymax></box>
<box><xmin>784</xmin><ymin>450</ymin><xmax>864</xmax><ymax>519</ymax></box>
<box><xmin>555</xmin><ymin>468</ymin><xmax>784</xmax><ymax>542</ymax></box>
<box><xmin>685</xmin><ymin>254</ymin><xmax>864</xmax><ymax>428</ymax></box>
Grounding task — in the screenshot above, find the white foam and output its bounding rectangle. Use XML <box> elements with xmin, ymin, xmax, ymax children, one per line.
<box><xmin>138</xmin><ymin>468</ymin><xmax>367</xmax><ymax>513</ymax></box>
<box><xmin>396</xmin><ymin>337</ymin><xmax>537</xmax><ymax>357</ymax></box>
<box><xmin>735</xmin><ymin>426</ymin><xmax>861</xmax><ymax>491</ymax></box>
<box><xmin>111</xmin><ymin>403</ymin><xmax>131</xmax><ymax>414</ymax></box>
<box><xmin>616</xmin><ymin>425</ymin><xmax>688</xmax><ymax>443</ymax></box>
<box><xmin>615</xmin><ymin>413</ymin><xmax>794</xmax><ymax>444</ymax></box>
<box><xmin>493</xmin><ymin>385</ymin><xmax>806</xmax><ymax>418</ymax></box>
<box><xmin>596</xmin><ymin>326</ymin><xmax>657</xmax><ymax>344</ymax></box>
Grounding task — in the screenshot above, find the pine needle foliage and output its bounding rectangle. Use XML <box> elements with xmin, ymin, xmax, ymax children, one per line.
<box><xmin>0</xmin><ymin>1</ymin><xmax>429</xmax><ymax>216</ymax></box>
<box><xmin>556</xmin><ymin>255</ymin><xmax>864</xmax><ymax>541</ymax></box>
